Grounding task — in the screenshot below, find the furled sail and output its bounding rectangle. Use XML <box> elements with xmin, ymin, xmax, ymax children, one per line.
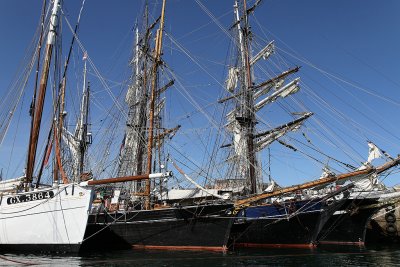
<box><xmin>226</xmin><ymin>67</ymin><xmax>238</xmax><ymax>92</ymax></box>
<box><xmin>249</xmin><ymin>41</ymin><xmax>274</xmax><ymax>66</ymax></box>
<box><xmin>253</xmin><ymin>78</ymin><xmax>284</xmax><ymax>100</ymax></box>
<box><xmin>254</xmin><ymin>78</ymin><xmax>300</xmax><ymax>112</ymax></box>
<box><xmin>255</xmin><ymin>112</ymin><xmax>312</xmax><ymax>152</ymax></box>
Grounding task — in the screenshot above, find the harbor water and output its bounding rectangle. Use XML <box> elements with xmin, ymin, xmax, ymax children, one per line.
<box><xmin>1</xmin><ymin>244</ymin><xmax>400</xmax><ymax>266</ymax></box>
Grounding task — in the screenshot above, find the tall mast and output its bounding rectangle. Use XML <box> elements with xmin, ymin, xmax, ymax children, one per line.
<box><xmin>145</xmin><ymin>0</ymin><xmax>166</xmax><ymax>209</ymax></box>
<box><xmin>57</xmin><ymin>0</ymin><xmax>85</xmax><ymax>183</ymax></box>
<box><xmin>117</xmin><ymin>6</ymin><xmax>150</xmax><ymax>197</ymax></box>
<box><xmin>26</xmin><ymin>0</ymin><xmax>61</xmax><ymax>187</ymax></box>
<box><xmin>74</xmin><ymin>54</ymin><xmax>90</xmax><ymax>181</ymax></box>
<box><xmin>233</xmin><ymin>0</ymin><xmax>259</xmax><ymax>194</ymax></box>
<box><xmin>224</xmin><ymin>0</ymin><xmax>305</xmax><ymax>195</ymax></box>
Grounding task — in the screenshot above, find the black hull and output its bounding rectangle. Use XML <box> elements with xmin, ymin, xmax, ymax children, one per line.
<box><xmin>231</xmin><ymin>198</ymin><xmax>345</xmax><ymax>248</ymax></box>
<box><xmin>232</xmin><ymin>212</ymin><xmax>320</xmax><ymax>248</ymax></box>
<box><xmin>318</xmin><ymin>198</ymin><xmax>381</xmax><ymax>246</ymax></box>
<box><xmin>84</xmin><ymin>203</ymin><xmax>234</xmax><ymax>251</ymax></box>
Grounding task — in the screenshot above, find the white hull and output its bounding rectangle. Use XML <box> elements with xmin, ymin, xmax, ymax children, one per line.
<box><xmin>0</xmin><ymin>183</ymin><xmax>92</xmax><ymax>249</ymax></box>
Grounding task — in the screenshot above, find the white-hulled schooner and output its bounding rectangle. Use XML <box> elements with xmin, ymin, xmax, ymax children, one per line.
<box><xmin>0</xmin><ymin>0</ymin><xmax>171</xmax><ymax>253</ymax></box>
<box><xmin>0</xmin><ymin>0</ymin><xmax>92</xmax><ymax>252</ymax></box>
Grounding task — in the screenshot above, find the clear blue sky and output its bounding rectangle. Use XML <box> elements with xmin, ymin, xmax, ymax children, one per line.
<box><xmin>0</xmin><ymin>0</ymin><xmax>399</xmax><ymax>187</ymax></box>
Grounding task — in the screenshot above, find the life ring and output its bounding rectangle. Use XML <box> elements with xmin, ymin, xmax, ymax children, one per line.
<box><xmin>386</xmin><ymin>223</ymin><xmax>397</xmax><ymax>235</ymax></box>
<box><xmin>385</xmin><ymin>213</ymin><xmax>396</xmax><ymax>223</ymax></box>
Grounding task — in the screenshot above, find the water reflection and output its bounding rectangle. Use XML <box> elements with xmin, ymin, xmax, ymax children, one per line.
<box><xmin>1</xmin><ymin>245</ymin><xmax>400</xmax><ymax>266</ymax></box>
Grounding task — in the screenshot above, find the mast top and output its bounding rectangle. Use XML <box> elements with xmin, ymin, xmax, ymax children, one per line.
<box><xmin>47</xmin><ymin>0</ymin><xmax>61</xmax><ymax>45</ymax></box>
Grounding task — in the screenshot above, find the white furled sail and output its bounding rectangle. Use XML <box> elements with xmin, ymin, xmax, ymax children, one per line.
<box><xmin>256</xmin><ymin>124</ymin><xmax>301</xmax><ymax>152</ymax></box>
<box><xmin>250</xmin><ymin>41</ymin><xmax>274</xmax><ymax>66</ymax></box>
<box><xmin>353</xmin><ymin>173</ymin><xmax>379</xmax><ymax>191</ymax></box>
<box><xmin>254</xmin><ymin>78</ymin><xmax>300</xmax><ymax>112</ymax></box>
<box><xmin>226</xmin><ymin>67</ymin><xmax>238</xmax><ymax>92</ymax></box>
<box><xmin>255</xmin><ymin>112</ymin><xmax>312</xmax><ymax>152</ymax></box>
<box><xmin>253</xmin><ymin>78</ymin><xmax>284</xmax><ymax>100</ymax></box>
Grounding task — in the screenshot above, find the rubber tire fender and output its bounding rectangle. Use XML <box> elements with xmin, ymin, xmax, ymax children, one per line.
<box><xmin>385</xmin><ymin>213</ymin><xmax>396</xmax><ymax>223</ymax></box>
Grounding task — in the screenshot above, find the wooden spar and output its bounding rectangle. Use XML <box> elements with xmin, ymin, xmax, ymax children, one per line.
<box><xmin>54</xmin><ymin>126</ymin><xmax>69</xmax><ymax>184</ymax></box>
<box><xmin>156</xmin><ymin>79</ymin><xmax>174</xmax><ymax>95</ymax></box>
<box><xmin>218</xmin><ymin>67</ymin><xmax>300</xmax><ymax>104</ymax></box>
<box><xmin>376</xmin><ymin>156</ymin><xmax>400</xmax><ymax>173</ymax></box>
<box><xmin>154</xmin><ymin>125</ymin><xmax>181</xmax><ymax>141</ymax></box>
<box><xmin>53</xmin><ymin>78</ymin><xmax>64</xmax><ymax>183</ymax></box>
<box><xmin>221</xmin><ymin>112</ymin><xmax>312</xmax><ymax>148</ymax></box>
<box><xmin>54</xmin><ymin>76</ymin><xmax>66</xmax><ymax>183</ymax></box>
<box><xmin>234</xmin><ymin>156</ymin><xmax>400</xmax><ymax>209</ymax></box>
<box><xmin>26</xmin><ymin>0</ymin><xmax>61</xmax><ymax>186</ymax></box>
<box><xmin>234</xmin><ymin>169</ymin><xmax>373</xmax><ymax>208</ymax></box>
<box><xmin>254</xmin><ymin>112</ymin><xmax>313</xmax><ymax>139</ymax></box>
<box><xmin>35</xmin><ymin>124</ymin><xmax>53</xmax><ymax>188</ymax></box>
<box><xmin>80</xmin><ymin>172</ymin><xmax>172</xmax><ymax>186</ymax></box>
<box><xmin>145</xmin><ymin>0</ymin><xmax>166</xmax><ymax>210</ymax></box>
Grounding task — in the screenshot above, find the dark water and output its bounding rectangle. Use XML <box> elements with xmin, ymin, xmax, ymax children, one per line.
<box><xmin>1</xmin><ymin>245</ymin><xmax>400</xmax><ymax>266</ymax></box>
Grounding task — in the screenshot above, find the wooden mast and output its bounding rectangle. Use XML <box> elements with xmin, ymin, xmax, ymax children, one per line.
<box><xmin>28</xmin><ymin>0</ymin><xmax>47</xmax><ymax>185</ymax></box>
<box><xmin>26</xmin><ymin>0</ymin><xmax>61</xmax><ymax>188</ymax></box>
<box><xmin>144</xmin><ymin>0</ymin><xmax>166</xmax><ymax>210</ymax></box>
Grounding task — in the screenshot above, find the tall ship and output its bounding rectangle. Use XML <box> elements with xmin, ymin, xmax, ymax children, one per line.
<box><xmin>209</xmin><ymin>0</ymin><xmax>400</xmax><ymax>248</ymax></box>
<box><xmin>211</xmin><ymin>0</ymin><xmax>348</xmax><ymax>248</ymax></box>
<box><xmin>84</xmin><ymin>1</ymin><xmax>235</xmax><ymax>252</ymax></box>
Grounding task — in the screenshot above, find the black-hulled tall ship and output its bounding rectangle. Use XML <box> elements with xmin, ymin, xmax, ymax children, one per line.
<box><xmin>214</xmin><ymin>0</ymin><xmax>344</xmax><ymax>248</ymax></box>
<box><xmin>310</xmin><ymin>143</ymin><xmax>400</xmax><ymax>246</ymax></box>
<box><xmin>230</xmin><ymin>157</ymin><xmax>400</xmax><ymax>248</ymax></box>
<box><xmin>84</xmin><ymin>1</ymin><xmax>235</xmax><ymax>252</ymax></box>
<box><xmin>214</xmin><ymin>0</ymin><xmax>400</xmax><ymax>249</ymax></box>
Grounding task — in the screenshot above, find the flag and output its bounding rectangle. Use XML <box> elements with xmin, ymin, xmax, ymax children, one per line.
<box><xmin>367</xmin><ymin>141</ymin><xmax>382</xmax><ymax>163</ymax></box>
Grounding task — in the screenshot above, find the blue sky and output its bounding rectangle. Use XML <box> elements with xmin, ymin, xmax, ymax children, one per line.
<box><xmin>0</xmin><ymin>0</ymin><xmax>399</xmax><ymax>187</ymax></box>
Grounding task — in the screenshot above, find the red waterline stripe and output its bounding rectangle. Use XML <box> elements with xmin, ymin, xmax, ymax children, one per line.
<box><xmin>318</xmin><ymin>241</ymin><xmax>365</xmax><ymax>246</ymax></box>
<box><xmin>234</xmin><ymin>243</ymin><xmax>316</xmax><ymax>249</ymax></box>
<box><xmin>132</xmin><ymin>244</ymin><xmax>228</xmax><ymax>252</ymax></box>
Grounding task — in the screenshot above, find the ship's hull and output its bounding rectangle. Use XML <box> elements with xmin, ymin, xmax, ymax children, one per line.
<box><xmin>85</xmin><ymin>203</ymin><xmax>234</xmax><ymax>251</ymax></box>
<box><xmin>318</xmin><ymin>191</ymin><xmax>400</xmax><ymax>246</ymax></box>
<box><xmin>231</xmin><ymin>198</ymin><xmax>344</xmax><ymax>248</ymax></box>
<box><xmin>0</xmin><ymin>184</ymin><xmax>92</xmax><ymax>253</ymax></box>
